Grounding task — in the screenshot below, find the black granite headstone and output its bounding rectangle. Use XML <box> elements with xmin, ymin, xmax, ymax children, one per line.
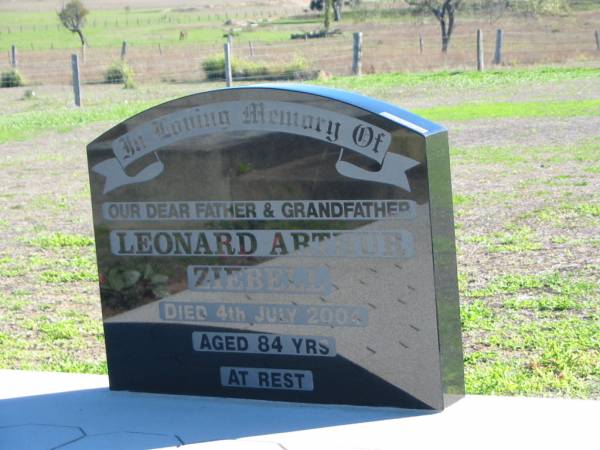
<box><xmin>87</xmin><ymin>85</ymin><xmax>464</xmax><ymax>410</ymax></box>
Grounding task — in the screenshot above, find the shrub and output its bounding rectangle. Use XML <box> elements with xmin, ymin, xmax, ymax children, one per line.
<box><xmin>105</xmin><ymin>62</ymin><xmax>135</xmax><ymax>88</ymax></box>
<box><xmin>232</xmin><ymin>60</ymin><xmax>271</xmax><ymax>80</ymax></box>
<box><xmin>1</xmin><ymin>69</ymin><xmax>24</xmax><ymax>88</ymax></box>
<box><xmin>202</xmin><ymin>55</ymin><xmax>315</xmax><ymax>82</ymax></box>
<box><xmin>281</xmin><ymin>56</ymin><xmax>312</xmax><ymax>80</ymax></box>
<box><xmin>513</xmin><ymin>0</ymin><xmax>570</xmax><ymax>16</ymax></box>
<box><xmin>202</xmin><ymin>56</ymin><xmax>227</xmax><ymax>80</ymax></box>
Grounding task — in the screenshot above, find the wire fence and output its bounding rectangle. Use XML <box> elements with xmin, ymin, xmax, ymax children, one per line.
<box><xmin>0</xmin><ymin>7</ymin><xmax>306</xmax><ymax>34</ymax></box>
<box><xmin>1</xmin><ymin>23</ymin><xmax>599</xmax><ymax>91</ymax></box>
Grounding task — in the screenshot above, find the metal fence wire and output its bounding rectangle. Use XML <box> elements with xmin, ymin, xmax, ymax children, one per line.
<box><xmin>2</xmin><ymin>25</ymin><xmax>599</xmax><ymax>90</ymax></box>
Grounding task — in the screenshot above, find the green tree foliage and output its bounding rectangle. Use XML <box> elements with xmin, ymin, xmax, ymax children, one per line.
<box><xmin>58</xmin><ymin>0</ymin><xmax>89</xmax><ymax>46</ymax></box>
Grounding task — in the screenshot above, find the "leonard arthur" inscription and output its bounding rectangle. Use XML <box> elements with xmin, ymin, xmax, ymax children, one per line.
<box><xmin>110</xmin><ymin>229</ymin><xmax>415</xmax><ymax>259</ymax></box>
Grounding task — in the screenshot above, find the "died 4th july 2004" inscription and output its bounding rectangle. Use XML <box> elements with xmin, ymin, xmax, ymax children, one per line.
<box><xmin>160</xmin><ymin>301</ymin><xmax>368</xmax><ymax>327</ymax></box>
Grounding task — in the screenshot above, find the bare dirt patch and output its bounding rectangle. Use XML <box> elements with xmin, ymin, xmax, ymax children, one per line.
<box><xmin>448</xmin><ymin>116</ymin><xmax>600</xmax><ymax>149</ymax></box>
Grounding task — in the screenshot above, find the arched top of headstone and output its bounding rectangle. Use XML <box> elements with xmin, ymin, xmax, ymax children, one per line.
<box><xmin>89</xmin><ymin>84</ymin><xmax>445</xmax><ymax>147</ymax></box>
<box><xmin>252</xmin><ymin>84</ymin><xmax>445</xmax><ymax>136</ymax></box>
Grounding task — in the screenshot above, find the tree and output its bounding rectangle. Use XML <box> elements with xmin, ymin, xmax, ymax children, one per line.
<box><xmin>310</xmin><ymin>0</ymin><xmax>343</xmax><ymax>23</ymax></box>
<box><xmin>406</xmin><ymin>0</ymin><xmax>463</xmax><ymax>52</ymax></box>
<box><xmin>58</xmin><ymin>0</ymin><xmax>89</xmax><ymax>46</ymax></box>
<box><xmin>333</xmin><ymin>0</ymin><xmax>342</xmax><ymax>21</ymax></box>
<box><xmin>324</xmin><ymin>0</ymin><xmax>332</xmax><ymax>29</ymax></box>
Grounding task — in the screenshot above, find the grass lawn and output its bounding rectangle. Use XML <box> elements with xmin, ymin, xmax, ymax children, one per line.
<box><xmin>0</xmin><ymin>65</ymin><xmax>598</xmax><ymax>399</ymax></box>
<box><xmin>0</xmin><ymin>9</ymin><xmax>318</xmax><ymax>50</ymax></box>
<box><xmin>2</xmin><ymin>66</ymin><xmax>599</xmax><ymax>144</ymax></box>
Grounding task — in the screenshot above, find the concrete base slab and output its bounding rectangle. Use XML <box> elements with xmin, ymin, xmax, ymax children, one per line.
<box><xmin>0</xmin><ymin>370</ymin><xmax>597</xmax><ymax>449</ymax></box>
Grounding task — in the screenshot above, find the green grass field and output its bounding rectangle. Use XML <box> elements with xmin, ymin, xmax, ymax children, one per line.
<box><xmin>320</xmin><ymin>67</ymin><xmax>600</xmax><ymax>90</ymax></box>
<box><xmin>0</xmin><ymin>9</ymin><xmax>319</xmax><ymax>50</ymax></box>
<box><xmin>2</xmin><ymin>67</ymin><xmax>599</xmax><ymax>144</ymax></box>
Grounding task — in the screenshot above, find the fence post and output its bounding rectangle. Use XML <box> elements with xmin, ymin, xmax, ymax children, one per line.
<box><xmin>595</xmin><ymin>31</ymin><xmax>600</xmax><ymax>51</ymax></box>
<box><xmin>493</xmin><ymin>29</ymin><xmax>503</xmax><ymax>64</ymax></box>
<box><xmin>249</xmin><ymin>41</ymin><xmax>254</xmax><ymax>57</ymax></box>
<box><xmin>477</xmin><ymin>29</ymin><xmax>484</xmax><ymax>72</ymax></box>
<box><xmin>71</xmin><ymin>53</ymin><xmax>82</xmax><ymax>107</ymax></box>
<box><xmin>352</xmin><ymin>32</ymin><xmax>362</xmax><ymax>76</ymax></box>
<box><xmin>224</xmin><ymin>42</ymin><xmax>232</xmax><ymax>87</ymax></box>
<box><xmin>11</xmin><ymin>44</ymin><xmax>16</xmax><ymax>68</ymax></box>
<box><xmin>419</xmin><ymin>34</ymin><xmax>424</xmax><ymax>54</ymax></box>
<box><xmin>121</xmin><ymin>41</ymin><xmax>128</xmax><ymax>60</ymax></box>
<box><xmin>227</xmin><ymin>34</ymin><xmax>233</xmax><ymax>54</ymax></box>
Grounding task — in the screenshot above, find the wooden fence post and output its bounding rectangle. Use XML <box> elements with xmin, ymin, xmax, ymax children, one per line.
<box><xmin>224</xmin><ymin>42</ymin><xmax>232</xmax><ymax>87</ymax></box>
<box><xmin>419</xmin><ymin>34</ymin><xmax>424</xmax><ymax>54</ymax></box>
<box><xmin>493</xmin><ymin>29</ymin><xmax>503</xmax><ymax>64</ymax></box>
<box><xmin>121</xmin><ymin>41</ymin><xmax>128</xmax><ymax>60</ymax></box>
<box><xmin>11</xmin><ymin>44</ymin><xmax>16</xmax><ymax>68</ymax></box>
<box><xmin>595</xmin><ymin>31</ymin><xmax>600</xmax><ymax>51</ymax></box>
<box><xmin>71</xmin><ymin>54</ymin><xmax>82</xmax><ymax>107</ymax></box>
<box><xmin>249</xmin><ymin>41</ymin><xmax>254</xmax><ymax>57</ymax></box>
<box><xmin>477</xmin><ymin>29</ymin><xmax>484</xmax><ymax>72</ymax></box>
<box><xmin>352</xmin><ymin>32</ymin><xmax>363</xmax><ymax>76</ymax></box>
